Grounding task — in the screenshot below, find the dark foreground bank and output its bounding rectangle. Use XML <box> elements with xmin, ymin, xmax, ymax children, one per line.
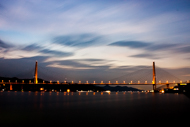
<box><xmin>0</xmin><ymin>91</ymin><xmax>190</xmax><ymax>126</ymax></box>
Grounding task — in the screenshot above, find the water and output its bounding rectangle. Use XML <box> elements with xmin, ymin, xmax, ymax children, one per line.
<box><xmin>0</xmin><ymin>91</ymin><xmax>190</xmax><ymax>126</ymax></box>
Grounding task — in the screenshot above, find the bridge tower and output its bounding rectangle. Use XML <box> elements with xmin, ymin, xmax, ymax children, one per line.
<box><xmin>34</xmin><ymin>61</ymin><xmax>38</xmax><ymax>84</ymax></box>
<box><xmin>152</xmin><ymin>61</ymin><xmax>156</xmax><ymax>90</ymax></box>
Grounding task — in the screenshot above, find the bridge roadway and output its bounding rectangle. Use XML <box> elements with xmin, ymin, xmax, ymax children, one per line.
<box><xmin>0</xmin><ymin>82</ymin><xmax>181</xmax><ymax>91</ymax></box>
<box><xmin>0</xmin><ymin>82</ymin><xmax>178</xmax><ymax>85</ymax></box>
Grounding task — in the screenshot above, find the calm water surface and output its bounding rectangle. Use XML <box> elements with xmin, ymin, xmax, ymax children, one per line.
<box><xmin>0</xmin><ymin>91</ymin><xmax>190</xmax><ymax>126</ymax></box>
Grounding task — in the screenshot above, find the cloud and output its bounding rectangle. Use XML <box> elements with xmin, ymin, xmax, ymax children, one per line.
<box><xmin>40</xmin><ymin>49</ymin><xmax>73</xmax><ymax>57</ymax></box>
<box><xmin>109</xmin><ymin>41</ymin><xmax>150</xmax><ymax>48</ymax></box>
<box><xmin>77</xmin><ymin>59</ymin><xmax>105</xmax><ymax>62</ymax></box>
<box><xmin>109</xmin><ymin>40</ymin><xmax>189</xmax><ymax>55</ymax></box>
<box><xmin>176</xmin><ymin>45</ymin><xmax>190</xmax><ymax>53</ymax></box>
<box><xmin>45</xmin><ymin>59</ymin><xmax>117</xmax><ymax>71</ymax></box>
<box><xmin>129</xmin><ymin>53</ymin><xmax>161</xmax><ymax>59</ymax></box>
<box><xmin>22</xmin><ymin>44</ymin><xmax>42</xmax><ymax>51</ymax></box>
<box><xmin>47</xmin><ymin>63</ymin><xmax>95</xmax><ymax>70</ymax></box>
<box><xmin>146</xmin><ymin>43</ymin><xmax>178</xmax><ymax>51</ymax></box>
<box><xmin>53</xmin><ymin>34</ymin><xmax>103</xmax><ymax>47</ymax></box>
<box><xmin>47</xmin><ymin>59</ymin><xmax>100</xmax><ymax>70</ymax></box>
<box><xmin>0</xmin><ymin>39</ymin><xmax>10</xmax><ymax>48</ymax></box>
<box><xmin>21</xmin><ymin>43</ymin><xmax>74</xmax><ymax>58</ymax></box>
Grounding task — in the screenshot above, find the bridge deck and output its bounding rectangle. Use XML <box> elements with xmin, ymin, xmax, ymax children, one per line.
<box><xmin>0</xmin><ymin>82</ymin><xmax>179</xmax><ymax>85</ymax></box>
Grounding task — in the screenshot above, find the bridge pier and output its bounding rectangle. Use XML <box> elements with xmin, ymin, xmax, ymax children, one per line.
<box><xmin>153</xmin><ymin>84</ymin><xmax>156</xmax><ymax>90</ymax></box>
<box><xmin>166</xmin><ymin>84</ymin><xmax>169</xmax><ymax>89</ymax></box>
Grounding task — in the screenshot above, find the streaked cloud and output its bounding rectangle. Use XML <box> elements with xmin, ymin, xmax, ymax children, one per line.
<box><xmin>40</xmin><ymin>49</ymin><xmax>73</xmax><ymax>57</ymax></box>
<box><xmin>176</xmin><ymin>45</ymin><xmax>190</xmax><ymax>53</ymax></box>
<box><xmin>109</xmin><ymin>41</ymin><xmax>150</xmax><ymax>48</ymax></box>
<box><xmin>129</xmin><ymin>53</ymin><xmax>161</xmax><ymax>59</ymax></box>
<box><xmin>53</xmin><ymin>34</ymin><xmax>104</xmax><ymax>47</ymax></box>
<box><xmin>0</xmin><ymin>39</ymin><xmax>10</xmax><ymax>48</ymax></box>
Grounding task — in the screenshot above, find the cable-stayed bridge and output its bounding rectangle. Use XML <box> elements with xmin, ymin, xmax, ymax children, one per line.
<box><xmin>0</xmin><ymin>61</ymin><xmax>189</xmax><ymax>90</ymax></box>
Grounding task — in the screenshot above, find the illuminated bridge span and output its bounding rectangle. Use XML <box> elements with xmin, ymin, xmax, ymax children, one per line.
<box><xmin>0</xmin><ymin>61</ymin><xmax>189</xmax><ymax>90</ymax></box>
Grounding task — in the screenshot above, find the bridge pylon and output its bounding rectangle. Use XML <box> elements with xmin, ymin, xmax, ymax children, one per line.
<box><xmin>152</xmin><ymin>61</ymin><xmax>156</xmax><ymax>90</ymax></box>
<box><xmin>34</xmin><ymin>61</ymin><xmax>38</xmax><ymax>84</ymax></box>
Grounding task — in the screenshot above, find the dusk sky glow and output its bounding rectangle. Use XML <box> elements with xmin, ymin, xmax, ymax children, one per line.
<box><xmin>0</xmin><ymin>0</ymin><xmax>190</xmax><ymax>87</ymax></box>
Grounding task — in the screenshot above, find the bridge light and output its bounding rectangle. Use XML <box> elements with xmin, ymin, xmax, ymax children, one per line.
<box><xmin>57</xmin><ymin>80</ymin><xmax>59</xmax><ymax>84</ymax></box>
<box><xmin>145</xmin><ymin>81</ymin><xmax>147</xmax><ymax>84</ymax></box>
<box><xmin>43</xmin><ymin>81</ymin><xmax>45</xmax><ymax>84</ymax></box>
<box><xmin>173</xmin><ymin>80</ymin><xmax>175</xmax><ymax>83</ymax></box>
<box><xmin>93</xmin><ymin>81</ymin><xmax>95</xmax><ymax>84</ymax></box>
<box><xmin>116</xmin><ymin>81</ymin><xmax>118</xmax><ymax>84</ymax></box>
<box><xmin>9</xmin><ymin>80</ymin><xmax>10</xmax><ymax>83</ymax></box>
<box><xmin>101</xmin><ymin>81</ymin><xmax>103</xmax><ymax>84</ymax></box>
<box><xmin>159</xmin><ymin>80</ymin><xmax>161</xmax><ymax>84</ymax></box>
<box><xmin>123</xmin><ymin>81</ymin><xmax>125</xmax><ymax>84</ymax></box>
<box><xmin>1</xmin><ymin>80</ymin><xmax>3</xmax><ymax>83</ymax></box>
<box><xmin>138</xmin><ymin>81</ymin><xmax>140</xmax><ymax>84</ymax></box>
<box><xmin>79</xmin><ymin>81</ymin><xmax>81</xmax><ymax>84</ymax></box>
<box><xmin>67</xmin><ymin>89</ymin><xmax>70</xmax><ymax>92</ymax></box>
<box><xmin>10</xmin><ymin>84</ymin><xmax>12</xmax><ymax>90</ymax></box>
<box><xmin>166</xmin><ymin>80</ymin><xmax>168</xmax><ymax>83</ymax></box>
<box><xmin>22</xmin><ymin>80</ymin><xmax>24</xmax><ymax>83</ymax></box>
<box><xmin>15</xmin><ymin>80</ymin><xmax>17</xmax><ymax>83</ymax></box>
<box><xmin>64</xmin><ymin>80</ymin><xmax>66</xmax><ymax>83</ymax></box>
<box><xmin>86</xmin><ymin>81</ymin><xmax>88</xmax><ymax>84</ymax></box>
<box><xmin>50</xmin><ymin>80</ymin><xmax>52</xmax><ymax>83</ymax></box>
<box><xmin>72</xmin><ymin>81</ymin><xmax>74</xmax><ymax>84</ymax></box>
<box><xmin>180</xmin><ymin>80</ymin><xmax>182</xmax><ymax>83</ymax></box>
<box><xmin>40</xmin><ymin>88</ymin><xmax>44</xmax><ymax>91</ymax></box>
<box><xmin>105</xmin><ymin>90</ymin><xmax>111</xmax><ymax>93</ymax></box>
<box><xmin>131</xmin><ymin>81</ymin><xmax>133</xmax><ymax>84</ymax></box>
<box><xmin>29</xmin><ymin>80</ymin><xmax>31</xmax><ymax>83</ymax></box>
<box><xmin>187</xmin><ymin>80</ymin><xmax>189</xmax><ymax>83</ymax></box>
<box><xmin>109</xmin><ymin>81</ymin><xmax>110</xmax><ymax>84</ymax></box>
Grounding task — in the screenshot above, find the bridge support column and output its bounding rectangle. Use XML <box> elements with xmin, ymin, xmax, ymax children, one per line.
<box><xmin>152</xmin><ymin>62</ymin><xmax>156</xmax><ymax>90</ymax></box>
<box><xmin>34</xmin><ymin>61</ymin><xmax>38</xmax><ymax>84</ymax></box>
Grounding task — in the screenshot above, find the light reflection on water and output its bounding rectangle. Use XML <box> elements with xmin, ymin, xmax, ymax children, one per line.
<box><xmin>0</xmin><ymin>90</ymin><xmax>189</xmax><ymax>126</ymax></box>
<box><xmin>0</xmin><ymin>91</ymin><xmax>189</xmax><ymax>109</ymax></box>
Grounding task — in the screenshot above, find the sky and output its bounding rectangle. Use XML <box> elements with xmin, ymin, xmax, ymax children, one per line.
<box><xmin>0</xmin><ymin>0</ymin><xmax>190</xmax><ymax>89</ymax></box>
